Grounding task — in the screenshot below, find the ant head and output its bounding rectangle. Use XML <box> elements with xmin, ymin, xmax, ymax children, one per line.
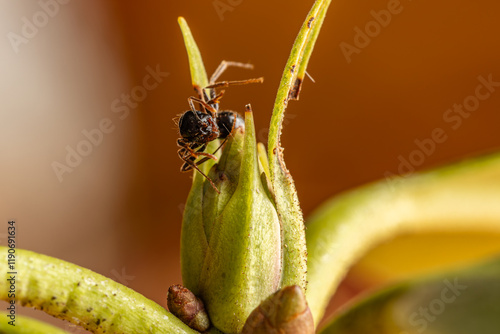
<box><xmin>179</xmin><ymin>110</ymin><xmax>220</xmax><ymax>143</ymax></box>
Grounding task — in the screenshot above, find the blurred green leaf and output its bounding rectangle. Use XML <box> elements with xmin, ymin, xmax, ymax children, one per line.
<box><xmin>318</xmin><ymin>256</ymin><xmax>500</xmax><ymax>334</ymax></box>
<box><xmin>307</xmin><ymin>152</ymin><xmax>500</xmax><ymax>325</ymax></box>
<box><xmin>0</xmin><ymin>312</ymin><xmax>70</xmax><ymax>334</ymax></box>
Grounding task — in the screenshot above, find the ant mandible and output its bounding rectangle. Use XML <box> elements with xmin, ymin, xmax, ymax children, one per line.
<box><xmin>177</xmin><ymin>61</ymin><xmax>263</xmax><ymax>193</ymax></box>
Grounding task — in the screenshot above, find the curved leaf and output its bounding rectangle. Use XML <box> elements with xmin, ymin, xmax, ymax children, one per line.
<box><xmin>318</xmin><ymin>256</ymin><xmax>500</xmax><ymax>334</ymax></box>
<box><xmin>0</xmin><ymin>247</ymin><xmax>197</xmax><ymax>334</ymax></box>
<box><xmin>267</xmin><ymin>0</ymin><xmax>332</xmax><ymax>292</ymax></box>
<box><xmin>177</xmin><ymin>17</ymin><xmax>209</xmax><ymax>103</ymax></box>
<box><xmin>0</xmin><ymin>312</ymin><xmax>70</xmax><ymax>334</ymax></box>
<box><xmin>306</xmin><ymin>152</ymin><xmax>500</xmax><ymax>325</ymax></box>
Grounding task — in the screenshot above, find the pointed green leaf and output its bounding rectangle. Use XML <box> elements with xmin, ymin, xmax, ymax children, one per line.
<box><xmin>178</xmin><ymin>16</ymin><xmax>221</xmax><ymax>177</ymax></box>
<box><xmin>178</xmin><ymin>17</ymin><xmax>221</xmax><ymax>294</ymax></box>
<box><xmin>306</xmin><ymin>152</ymin><xmax>500</xmax><ymax>325</ymax></box>
<box><xmin>178</xmin><ymin>17</ymin><xmax>209</xmax><ymax>100</ymax></box>
<box><xmin>267</xmin><ymin>0</ymin><xmax>332</xmax><ymax>293</ymax></box>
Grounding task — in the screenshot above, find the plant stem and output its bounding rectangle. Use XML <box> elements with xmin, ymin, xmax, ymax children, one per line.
<box><xmin>0</xmin><ymin>247</ymin><xmax>198</xmax><ymax>334</ymax></box>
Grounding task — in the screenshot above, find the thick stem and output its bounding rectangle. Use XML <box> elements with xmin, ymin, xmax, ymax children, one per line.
<box><xmin>0</xmin><ymin>247</ymin><xmax>197</xmax><ymax>334</ymax></box>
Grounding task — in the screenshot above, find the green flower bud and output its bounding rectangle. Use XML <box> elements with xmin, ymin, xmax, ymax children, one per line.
<box><xmin>182</xmin><ymin>107</ymin><xmax>282</xmax><ymax>333</ymax></box>
<box><xmin>178</xmin><ymin>16</ymin><xmax>308</xmax><ymax>333</ymax></box>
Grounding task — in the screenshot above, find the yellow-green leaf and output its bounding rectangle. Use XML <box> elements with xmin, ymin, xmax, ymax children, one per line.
<box><xmin>307</xmin><ymin>152</ymin><xmax>500</xmax><ymax>326</ymax></box>
<box><xmin>318</xmin><ymin>256</ymin><xmax>500</xmax><ymax>334</ymax></box>
<box><xmin>0</xmin><ymin>312</ymin><xmax>70</xmax><ymax>334</ymax></box>
<box><xmin>267</xmin><ymin>0</ymin><xmax>332</xmax><ymax>293</ymax></box>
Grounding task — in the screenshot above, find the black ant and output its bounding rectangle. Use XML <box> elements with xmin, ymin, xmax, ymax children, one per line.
<box><xmin>177</xmin><ymin>61</ymin><xmax>263</xmax><ymax>193</ymax></box>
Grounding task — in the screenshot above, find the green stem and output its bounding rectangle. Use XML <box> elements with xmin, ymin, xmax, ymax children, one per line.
<box><xmin>0</xmin><ymin>247</ymin><xmax>198</xmax><ymax>334</ymax></box>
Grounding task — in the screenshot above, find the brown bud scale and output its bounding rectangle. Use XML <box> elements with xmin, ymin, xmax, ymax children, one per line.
<box><xmin>167</xmin><ymin>284</ymin><xmax>210</xmax><ymax>332</ymax></box>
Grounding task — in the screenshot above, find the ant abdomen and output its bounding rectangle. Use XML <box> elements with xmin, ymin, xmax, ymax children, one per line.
<box><xmin>217</xmin><ymin>111</ymin><xmax>245</xmax><ymax>139</ymax></box>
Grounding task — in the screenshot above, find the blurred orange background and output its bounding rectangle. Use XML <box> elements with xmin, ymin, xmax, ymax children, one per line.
<box><xmin>2</xmin><ymin>0</ymin><xmax>500</xmax><ymax>331</ymax></box>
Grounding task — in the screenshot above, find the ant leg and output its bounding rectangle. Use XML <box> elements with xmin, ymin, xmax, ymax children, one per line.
<box><xmin>178</xmin><ymin>149</ymin><xmax>195</xmax><ymax>164</ymax></box>
<box><xmin>204</xmin><ymin>90</ymin><xmax>225</xmax><ymax>106</ymax></box>
<box><xmin>188</xmin><ymin>96</ymin><xmax>218</xmax><ymax>118</ymax></box>
<box><xmin>178</xmin><ymin>144</ymin><xmax>218</xmax><ymax>162</ymax></box>
<box><xmin>210</xmin><ymin>61</ymin><xmax>255</xmax><ymax>84</ymax></box>
<box><xmin>180</xmin><ymin>160</ymin><xmax>220</xmax><ymax>194</ymax></box>
<box><xmin>193</xmin><ymin>143</ymin><xmax>218</xmax><ymax>160</ymax></box>
<box><xmin>194</xmin><ymin>151</ymin><xmax>217</xmax><ymax>160</ymax></box>
<box><xmin>188</xmin><ymin>97</ymin><xmax>197</xmax><ymax>112</ymax></box>
<box><xmin>191</xmin><ymin>156</ymin><xmax>211</xmax><ymax>168</ymax></box>
<box><xmin>187</xmin><ymin>97</ymin><xmax>207</xmax><ymax>119</ymax></box>
<box><xmin>180</xmin><ymin>161</ymin><xmax>195</xmax><ymax>172</ymax></box>
<box><xmin>179</xmin><ymin>143</ymin><xmax>208</xmax><ymax>170</ymax></box>
<box><xmin>211</xmin><ymin>137</ymin><xmax>228</xmax><ymax>156</ymax></box>
<box><xmin>192</xmin><ymin>137</ymin><xmax>229</xmax><ymax>167</ymax></box>
<box><xmin>205</xmin><ymin>77</ymin><xmax>264</xmax><ymax>90</ymax></box>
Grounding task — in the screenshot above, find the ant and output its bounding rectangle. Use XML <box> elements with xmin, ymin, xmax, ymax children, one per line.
<box><xmin>177</xmin><ymin>61</ymin><xmax>263</xmax><ymax>193</ymax></box>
